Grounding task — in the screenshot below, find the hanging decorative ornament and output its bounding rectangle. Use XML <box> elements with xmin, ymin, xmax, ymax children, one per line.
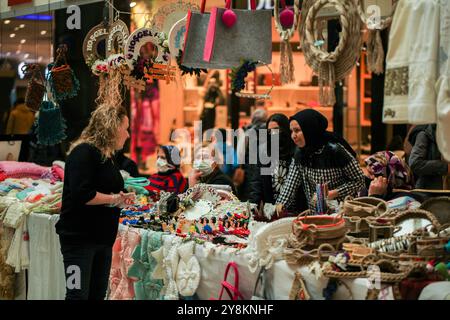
<box><xmin>231</xmin><ymin>60</ymin><xmax>274</xmax><ymax>99</ymax></box>
<box><xmin>300</xmin><ymin>0</ymin><xmax>362</xmax><ymax>106</ymax></box>
<box><xmin>106</xmin><ymin>17</ymin><xmax>130</xmax><ymax>56</ymax></box>
<box><xmin>123</xmin><ymin>68</ymin><xmax>146</xmax><ymax>92</ymax></box>
<box><xmin>168</xmin><ymin>15</ymin><xmax>187</xmax><ymax>58</ymax></box>
<box><xmin>22</xmin><ymin>63</ymin><xmax>46</xmax><ymax>111</ymax></box>
<box><xmin>222</xmin><ymin>7</ymin><xmax>237</xmax><ymax>28</ymax></box>
<box><xmin>36</xmin><ymin>95</ymin><xmax>67</xmax><ymax>146</ymax></box>
<box><xmin>82</xmin><ymin>23</ymin><xmax>109</xmax><ymax>69</ymax></box>
<box><xmin>274</xmin><ymin>0</ymin><xmax>300</xmax><ymax>85</ymax></box>
<box><xmin>47</xmin><ymin>44</ymin><xmax>80</xmax><ymax>101</ymax></box>
<box><xmin>357</xmin><ymin>0</ymin><xmax>398</xmax><ymax>75</ymax></box>
<box><xmin>150</xmin><ymin>0</ymin><xmax>199</xmax><ymax>36</ymax></box>
<box><xmin>124</xmin><ymin>27</ymin><xmax>169</xmax><ymax>70</ymax></box>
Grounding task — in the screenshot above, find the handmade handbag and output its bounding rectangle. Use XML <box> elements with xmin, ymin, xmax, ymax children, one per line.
<box><xmin>182</xmin><ymin>0</ymin><xmax>272</xmax><ymax>70</ymax></box>
<box><xmin>289</xmin><ymin>214</ymin><xmax>348</xmax><ymax>250</ymax></box>
<box><xmin>23</xmin><ymin>64</ymin><xmax>46</xmax><ymax>112</ymax></box>
<box><xmin>343</xmin><ymin>196</ymin><xmax>388</xmax><ymax>233</ymax></box>
<box><xmin>47</xmin><ymin>45</ymin><xmax>80</xmax><ymax>101</ymax></box>
<box><xmin>211</xmin><ymin>261</ymin><xmax>244</xmax><ymax>300</ymax></box>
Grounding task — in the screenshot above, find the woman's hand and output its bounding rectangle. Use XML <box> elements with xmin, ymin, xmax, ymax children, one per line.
<box><xmin>110</xmin><ymin>191</ymin><xmax>136</xmax><ymax>208</ymax></box>
<box><xmin>368</xmin><ymin>176</ymin><xmax>388</xmax><ymax>196</ymax></box>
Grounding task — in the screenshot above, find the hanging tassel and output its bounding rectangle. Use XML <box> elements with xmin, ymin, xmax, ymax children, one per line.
<box><xmin>318</xmin><ymin>62</ymin><xmax>336</xmax><ymax>106</ymax></box>
<box><xmin>280</xmin><ymin>38</ymin><xmax>295</xmax><ymax>84</ymax></box>
<box><xmin>36</xmin><ymin>101</ymin><xmax>67</xmax><ymax>146</ymax></box>
<box><xmin>367</xmin><ymin>30</ymin><xmax>385</xmax><ymax>75</ymax></box>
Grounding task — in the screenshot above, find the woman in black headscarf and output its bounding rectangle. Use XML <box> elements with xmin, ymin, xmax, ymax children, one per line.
<box><xmin>248</xmin><ymin>113</ymin><xmax>307</xmax><ymax>219</ymax></box>
<box><xmin>276</xmin><ymin>109</ymin><xmax>365</xmax><ymax>213</ymax></box>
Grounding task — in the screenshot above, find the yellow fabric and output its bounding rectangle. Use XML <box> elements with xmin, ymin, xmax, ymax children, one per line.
<box><xmin>6</xmin><ymin>104</ymin><xmax>35</xmax><ymax>135</ymax></box>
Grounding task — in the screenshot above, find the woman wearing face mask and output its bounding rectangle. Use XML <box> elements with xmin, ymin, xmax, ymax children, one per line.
<box><xmin>55</xmin><ymin>105</ymin><xmax>136</xmax><ymax>300</ymax></box>
<box><xmin>276</xmin><ymin>109</ymin><xmax>365</xmax><ymax>213</ymax></box>
<box><xmin>189</xmin><ymin>142</ymin><xmax>236</xmax><ymax>194</ymax></box>
<box><xmin>146</xmin><ymin>145</ymin><xmax>188</xmax><ymax>194</ymax></box>
<box><xmin>248</xmin><ymin>113</ymin><xmax>307</xmax><ymax>218</ymax></box>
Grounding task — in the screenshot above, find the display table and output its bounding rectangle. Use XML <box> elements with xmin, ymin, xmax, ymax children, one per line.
<box><xmin>24</xmin><ymin>213</ymin><xmax>381</xmax><ymax>300</ymax></box>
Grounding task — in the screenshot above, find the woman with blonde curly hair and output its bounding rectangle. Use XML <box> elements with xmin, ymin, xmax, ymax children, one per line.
<box><xmin>55</xmin><ymin>105</ymin><xmax>135</xmax><ymax>300</ymax></box>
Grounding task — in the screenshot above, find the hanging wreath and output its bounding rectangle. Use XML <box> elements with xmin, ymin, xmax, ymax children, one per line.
<box><xmin>47</xmin><ymin>44</ymin><xmax>80</xmax><ymax>101</ymax></box>
<box><xmin>22</xmin><ymin>64</ymin><xmax>46</xmax><ymax>112</ymax></box>
<box><xmin>83</xmin><ymin>22</ymin><xmax>109</xmax><ymax>69</ymax></box>
<box><xmin>274</xmin><ymin>0</ymin><xmax>300</xmax><ymax>84</ymax></box>
<box><xmin>301</xmin><ymin>0</ymin><xmax>362</xmax><ymax>106</ymax></box>
<box><xmin>357</xmin><ymin>0</ymin><xmax>398</xmax><ymax>75</ymax></box>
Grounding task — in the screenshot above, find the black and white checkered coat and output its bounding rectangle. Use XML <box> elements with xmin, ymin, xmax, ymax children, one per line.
<box><xmin>276</xmin><ymin>142</ymin><xmax>365</xmax><ymax>211</ymax></box>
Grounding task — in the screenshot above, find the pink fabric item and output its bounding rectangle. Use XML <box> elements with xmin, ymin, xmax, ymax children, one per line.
<box><xmin>108</xmin><ymin>229</ymin><xmax>141</xmax><ymax>300</ymax></box>
<box><xmin>203</xmin><ymin>7</ymin><xmax>219</xmax><ymax>62</ymax></box>
<box><xmin>0</xmin><ymin>161</ymin><xmax>49</xmax><ymax>180</ymax></box>
<box><xmin>51</xmin><ymin>165</ymin><xmax>65</xmax><ymax>181</ymax></box>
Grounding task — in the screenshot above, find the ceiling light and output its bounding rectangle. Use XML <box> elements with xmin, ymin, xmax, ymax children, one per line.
<box><xmin>38</xmin><ymin>56</ymin><xmax>43</xmax><ymax>62</ymax></box>
<box><xmin>6</xmin><ymin>52</ymin><xmax>11</xmax><ymax>56</ymax></box>
<box><xmin>9</xmin><ymin>33</ymin><xmax>16</xmax><ymax>38</ymax></box>
<box><xmin>19</xmin><ymin>24</ymin><xmax>25</xmax><ymax>28</ymax></box>
<box><xmin>24</xmin><ymin>53</ymin><xmax>30</xmax><ymax>59</ymax></box>
<box><xmin>40</xmin><ymin>30</ymin><xmax>47</xmax><ymax>35</ymax></box>
<box><xmin>16</xmin><ymin>50</ymin><xmax>21</xmax><ymax>55</ymax></box>
<box><xmin>130</xmin><ymin>2</ymin><xmax>137</xmax><ymax>8</ymax></box>
<box><xmin>4</xmin><ymin>20</ymin><xmax>11</xmax><ymax>24</ymax></box>
<box><xmin>20</xmin><ymin>39</ymin><xmax>26</xmax><ymax>44</ymax></box>
<box><xmin>14</xmin><ymin>27</ymin><xmax>20</xmax><ymax>31</ymax></box>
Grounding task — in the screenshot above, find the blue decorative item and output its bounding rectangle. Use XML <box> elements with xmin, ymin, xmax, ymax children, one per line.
<box><xmin>445</xmin><ymin>240</ymin><xmax>450</xmax><ymax>253</ymax></box>
<box><xmin>37</xmin><ymin>100</ymin><xmax>67</xmax><ymax>146</ymax></box>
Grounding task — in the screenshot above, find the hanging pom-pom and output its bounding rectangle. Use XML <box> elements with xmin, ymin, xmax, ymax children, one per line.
<box><xmin>222</xmin><ymin>9</ymin><xmax>237</xmax><ymax>28</ymax></box>
<box><xmin>37</xmin><ymin>100</ymin><xmax>67</xmax><ymax>146</ymax></box>
<box><xmin>280</xmin><ymin>8</ymin><xmax>294</xmax><ymax>29</ymax></box>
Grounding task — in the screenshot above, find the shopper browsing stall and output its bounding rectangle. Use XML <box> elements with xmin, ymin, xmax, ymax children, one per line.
<box><xmin>276</xmin><ymin>109</ymin><xmax>365</xmax><ymax>212</ymax></box>
<box><xmin>408</xmin><ymin>124</ymin><xmax>450</xmax><ymax>190</ymax></box>
<box><xmin>145</xmin><ymin>145</ymin><xmax>188</xmax><ymax>194</ymax></box>
<box><xmin>248</xmin><ymin>113</ymin><xmax>307</xmax><ymax>218</ymax></box>
<box><xmin>188</xmin><ymin>142</ymin><xmax>236</xmax><ymax>193</ymax></box>
<box><xmin>55</xmin><ymin>105</ymin><xmax>135</xmax><ymax>300</ymax></box>
<box><xmin>362</xmin><ymin>151</ymin><xmax>415</xmax><ymax>200</ymax></box>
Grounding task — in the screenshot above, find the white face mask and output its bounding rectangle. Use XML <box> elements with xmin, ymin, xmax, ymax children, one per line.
<box><xmin>193</xmin><ymin>159</ymin><xmax>214</xmax><ymax>176</ymax></box>
<box><xmin>156</xmin><ymin>157</ymin><xmax>174</xmax><ymax>173</ymax></box>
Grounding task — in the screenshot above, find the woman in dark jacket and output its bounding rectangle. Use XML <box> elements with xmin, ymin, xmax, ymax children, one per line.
<box><xmin>408</xmin><ymin>124</ymin><xmax>450</xmax><ymax>190</ymax></box>
<box><xmin>276</xmin><ymin>109</ymin><xmax>365</xmax><ymax>213</ymax></box>
<box><xmin>248</xmin><ymin>113</ymin><xmax>307</xmax><ymax>218</ymax></box>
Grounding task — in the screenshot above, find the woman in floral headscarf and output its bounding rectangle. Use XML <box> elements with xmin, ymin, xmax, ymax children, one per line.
<box><xmin>362</xmin><ymin>150</ymin><xmax>415</xmax><ymax>200</ymax></box>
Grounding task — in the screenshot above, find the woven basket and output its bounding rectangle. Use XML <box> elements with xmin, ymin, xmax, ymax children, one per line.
<box><xmin>343</xmin><ymin>197</ymin><xmax>388</xmax><ymax>233</ymax></box>
<box><xmin>290</xmin><ymin>214</ymin><xmax>348</xmax><ymax>250</ymax></box>
<box><xmin>420</xmin><ymin>197</ymin><xmax>450</xmax><ymax>225</ymax></box>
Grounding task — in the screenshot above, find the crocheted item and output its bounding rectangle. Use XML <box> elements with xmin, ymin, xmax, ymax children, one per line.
<box><xmin>36</xmin><ymin>100</ymin><xmax>67</xmax><ymax>146</ymax></box>
<box><xmin>22</xmin><ymin>64</ymin><xmax>46</xmax><ymax>111</ymax></box>
<box><xmin>109</xmin><ymin>228</ymin><xmax>141</xmax><ymax>300</ymax></box>
<box><xmin>175</xmin><ymin>241</ymin><xmax>201</xmax><ymax>297</ymax></box>
<box><xmin>0</xmin><ymin>161</ymin><xmax>49</xmax><ymax>180</ymax></box>
<box><xmin>47</xmin><ymin>45</ymin><xmax>80</xmax><ymax>101</ymax></box>
<box><xmin>246</xmin><ymin>217</ymin><xmax>295</xmax><ymax>273</ymax></box>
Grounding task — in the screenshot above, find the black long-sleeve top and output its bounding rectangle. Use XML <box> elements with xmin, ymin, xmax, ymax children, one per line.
<box><xmin>55</xmin><ymin>143</ymin><xmax>124</xmax><ymax>246</ymax></box>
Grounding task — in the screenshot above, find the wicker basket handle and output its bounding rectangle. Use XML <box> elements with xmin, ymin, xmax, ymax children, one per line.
<box><xmin>394</xmin><ymin>209</ymin><xmax>441</xmax><ymax>230</ymax></box>
<box><xmin>316</xmin><ymin>243</ymin><xmax>336</xmax><ymax>260</ymax></box>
